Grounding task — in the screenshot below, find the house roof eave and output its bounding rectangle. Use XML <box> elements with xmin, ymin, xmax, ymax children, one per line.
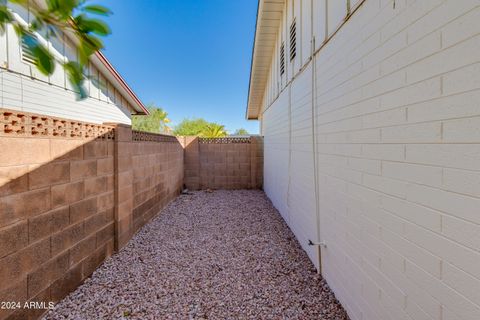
<box><xmin>246</xmin><ymin>0</ymin><xmax>285</xmax><ymax>120</ymax></box>
<box><xmin>30</xmin><ymin>0</ymin><xmax>149</xmax><ymax>116</ymax></box>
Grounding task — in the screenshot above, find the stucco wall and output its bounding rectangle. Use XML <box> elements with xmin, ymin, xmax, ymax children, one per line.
<box><xmin>261</xmin><ymin>0</ymin><xmax>480</xmax><ymax>319</ymax></box>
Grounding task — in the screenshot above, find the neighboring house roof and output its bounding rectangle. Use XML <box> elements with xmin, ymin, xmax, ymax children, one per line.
<box><xmin>94</xmin><ymin>51</ymin><xmax>149</xmax><ymax>115</ymax></box>
<box><xmin>246</xmin><ymin>0</ymin><xmax>285</xmax><ymax>120</ymax></box>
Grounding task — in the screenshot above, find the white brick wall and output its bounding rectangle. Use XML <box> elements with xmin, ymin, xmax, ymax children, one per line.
<box><xmin>260</xmin><ymin>0</ymin><xmax>480</xmax><ymax>319</ymax></box>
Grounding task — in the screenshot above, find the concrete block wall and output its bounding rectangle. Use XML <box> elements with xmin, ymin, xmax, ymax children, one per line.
<box><xmin>315</xmin><ymin>2</ymin><xmax>480</xmax><ymax>319</ymax></box>
<box><xmin>113</xmin><ymin>124</ymin><xmax>135</xmax><ymax>250</ymax></box>
<box><xmin>130</xmin><ymin>132</ymin><xmax>183</xmax><ymax>235</ymax></box>
<box><xmin>0</xmin><ymin>109</ymin><xmax>116</xmax><ymax>320</ymax></box>
<box><xmin>113</xmin><ymin>128</ymin><xmax>184</xmax><ymax>250</ymax></box>
<box><xmin>183</xmin><ymin>136</ymin><xmax>264</xmax><ymax>190</ymax></box>
<box><xmin>251</xmin><ymin>136</ymin><xmax>264</xmax><ymax>189</ymax></box>
<box><xmin>183</xmin><ymin>136</ymin><xmax>201</xmax><ymax>190</ymax></box>
<box><xmin>0</xmin><ymin>110</ymin><xmax>184</xmax><ymax>320</ymax></box>
<box><xmin>260</xmin><ymin>0</ymin><xmax>480</xmax><ymax>319</ymax></box>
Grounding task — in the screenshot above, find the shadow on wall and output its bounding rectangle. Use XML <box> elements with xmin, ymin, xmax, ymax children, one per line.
<box><xmin>0</xmin><ymin>108</ymin><xmax>263</xmax><ymax>320</ymax></box>
<box><xmin>0</xmin><ymin>109</ymin><xmax>184</xmax><ymax>320</ymax></box>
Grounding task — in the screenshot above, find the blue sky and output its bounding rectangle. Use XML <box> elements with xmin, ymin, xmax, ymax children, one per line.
<box><xmin>101</xmin><ymin>0</ymin><xmax>259</xmax><ymax>134</ymax></box>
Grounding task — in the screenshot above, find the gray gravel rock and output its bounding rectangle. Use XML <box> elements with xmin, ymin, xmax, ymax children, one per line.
<box><xmin>43</xmin><ymin>190</ymin><xmax>349</xmax><ymax>320</ymax></box>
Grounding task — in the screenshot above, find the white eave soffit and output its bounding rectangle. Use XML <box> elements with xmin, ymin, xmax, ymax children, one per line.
<box><xmin>247</xmin><ymin>0</ymin><xmax>285</xmax><ymax>120</ymax></box>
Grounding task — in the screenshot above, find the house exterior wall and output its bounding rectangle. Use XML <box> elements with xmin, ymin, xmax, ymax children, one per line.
<box><xmin>258</xmin><ymin>0</ymin><xmax>480</xmax><ymax>319</ymax></box>
<box><xmin>0</xmin><ymin>3</ymin><xmax>135</xmax><ymax>125</ymax></box>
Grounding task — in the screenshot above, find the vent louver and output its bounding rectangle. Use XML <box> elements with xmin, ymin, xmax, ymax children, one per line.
<box><xmin>21</xmin><ymin>34</ymin><xmax>38</xmax><ymax>66</ymax></box>
<box><xmin>280</xmin><ymin>42</ymin><xmax>285</xmax><ymax>75</ymax></box>
<box><xmin>289</xmin><ymin>19</ymin><xmax>296</xmax><ymax>61</ymax></box>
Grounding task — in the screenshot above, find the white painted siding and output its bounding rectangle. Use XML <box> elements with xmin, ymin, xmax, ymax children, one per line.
<box><xmin>0</xmin><ymin>5</ymin><xmax>135</xmax><ymax>124</ymax></box>
<box><xmin>259</xmin><ymin>0</ymin><xmax>480</xmax><ymax>319</ymax></box>
<box><xmin>287</xmin><ymin>63</ymin><xmax>317</xmax><ymax>266</ymax></box>
<box><xmin>263</xmin><ymin>89</ymin><xmax>290</xmax><ymax>222</ymax></box>
<box><xmin>0</xmin><ymin>71</ymin><xmax>131</xmax><ymax>124</ymax></box>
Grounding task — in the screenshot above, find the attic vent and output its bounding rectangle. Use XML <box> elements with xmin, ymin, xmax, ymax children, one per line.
<box><xmin>280</xmin><ymin>42</ymin><xmax>285</xmax><ymax>75</ymax></box>
<box><xmin>21</xmin><ymin>34</ymin><xmax>37</xmax><ymax>66</ymax></box>
<box><xmin>289</xmin><ymin>18</ymin><xmax>297</xmax><ymax>61</ymax></box>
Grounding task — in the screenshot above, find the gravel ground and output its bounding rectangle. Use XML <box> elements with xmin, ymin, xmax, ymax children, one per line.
<box><xmin>43</xmin><ymin>190</ymin><xmax>348</xmax><ymax>320</ymax></box>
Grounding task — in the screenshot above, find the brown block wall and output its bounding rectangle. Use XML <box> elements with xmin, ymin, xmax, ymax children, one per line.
<box><xmin>130</xmin><ymin>131</ymin><xmax>183</xmax><ymax>237</ymax></box>
<box><xmin>0</xmin><ymin>110</ymin><xmax>184</xmax><ymax>320</ymax></box>
<box><xmin>0</xmin><ymin>110</ymin><xmax>260</xmax><ymax>320</ymax></box>
<box><xmin>183</xmin><ymin>136</ymin><xmax>200</xmax><ymax>190</ymax></box>
<box><xmin>251</xmin><ymin>136</ymin><xmax>264</xmax><ymax>189</ymax></box>
<box><xmin>108</xmin><ymin>127</ymin><xmax>185</xmax><ymax>251</ymax></box>
<box><xmin>183</xmin><ymin>136</ymin><xmax>264</xmax><ymax>190</ymax></box>
<box><xmin>0</xmin><ymin>109</ymin><xmax>115</xmax><ymax>320</ymax></box>
<box><xmin>113</xmin><ymin>124</ymin><xmax>134</xmax><ymax>250</ymax></box>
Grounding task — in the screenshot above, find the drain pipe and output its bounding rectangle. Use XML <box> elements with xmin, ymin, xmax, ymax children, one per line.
<box><xmin>286</xmin><ymin>82</ymin><xmax>292</xmax><ymax>225</ymax></box>
<box><xmin>308</xmin><ymin>239</ymin><xmax>326</xmax><ymax>247</ymax></box>
<box><xmin>308</xmin><ymin>0</ymin><xmax>324</xmax><ymax>274</ymax></box>
<box><xmin>285</xmin><ymin>4</ymin><xmax>292</xmax><ymax>226</ymax></box>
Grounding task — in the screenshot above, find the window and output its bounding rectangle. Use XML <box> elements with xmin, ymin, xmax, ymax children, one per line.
<box><xmin>280</xmin><ymin>42</ymin><xmax>285</xmax><ymax>75</ymax></box>
<box><xmin>21</xmin><ymin>33</ymin><xmax>37</xmax><ymax>65</ymax></box>
<box><xmin>289</xmin><ymin>18</ymin><xmax>297</xmax><ymax>61</ymax></box>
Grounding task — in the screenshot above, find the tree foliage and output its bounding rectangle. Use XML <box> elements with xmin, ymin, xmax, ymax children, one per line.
<box><xmin>132</xmin><ymin>105</ymin><xmax>170</xmax><ymax>134</ymax></box>
<box><xmin>202</xmin><ymin>123</ymin><xmax>227</xmax><ymax>138</ymax></box>
<box><xmin>173</xmin><ymin>118</ymin><xmax>227</xmax><ymax>138</ymax></box>
<box><xmin>0</xmin><ymin>0</ymin><xmax>112</xmax><ymax>98</ymax></box>
<box><xmin>173</xmin><ymin>118</ymin><xmax>209</xmax><ymax>136</ymax></box>
<box><xmin>233</xmin><ymin>128</ymin><xmax>249</xmax><ymax>135</ymax></box>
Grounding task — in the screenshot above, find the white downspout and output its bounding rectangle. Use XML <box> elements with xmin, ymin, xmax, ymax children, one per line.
<box><xmin>285</xmin><ymin>0</ymin><xmax>292</xmax><ymax>226</ymax></box>
<box><xmin>307</xmin><ymin>0</ymin><xmax>324</xmax><ymax>274</ymax></box>
<box><xmin>286</xmin><ymin>82</ymin><xmax>292</xmax><ymax>225</ymax></box>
